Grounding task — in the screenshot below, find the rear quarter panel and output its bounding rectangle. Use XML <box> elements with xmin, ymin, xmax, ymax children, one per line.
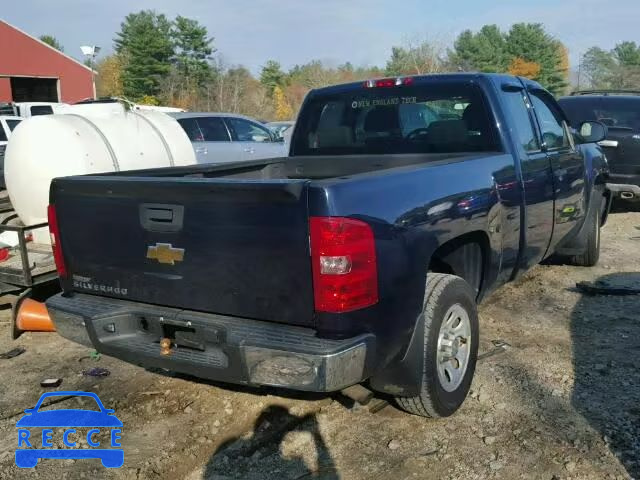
<box><xmin>308</xmin><ymin>153</ymin><xmax>520</xmax><ymax>373</ymax></box>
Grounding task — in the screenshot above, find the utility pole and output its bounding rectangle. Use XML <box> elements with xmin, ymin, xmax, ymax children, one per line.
<box><xmin>577</xmin><ymin>52</ymin><xmax>582</xmax><ymax>91</ymax></box>
<box><xmin>80</xmin><ymin>45</ymin><xmax>101</xmax><ymax>99</ymax></box>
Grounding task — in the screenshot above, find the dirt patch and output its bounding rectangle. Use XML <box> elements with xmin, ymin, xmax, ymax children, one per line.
<box><xmin>0</xmin><ymin>210</ymin><xmax>638</xmax><ymax>480</ymax></box>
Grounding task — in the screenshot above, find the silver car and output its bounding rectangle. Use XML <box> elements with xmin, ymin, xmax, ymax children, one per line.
<box><xmin>171</xmin><ymin>113</ymin><xmax>288</xmax><ymax>164</ymax></box>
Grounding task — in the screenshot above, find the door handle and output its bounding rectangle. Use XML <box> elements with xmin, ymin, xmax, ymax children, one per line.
<box><xmin>140</xmin><ymin>204</ymin><xmax>184</xmax><ymax>232</ymax></box>
<box><xmin>195</xmin><ymin>147</ymin><xmax>208</xmax><ymax>154</ymax></box>
<box><xmin>244</xmin><ymin>148</ymin><xmax>255</xmax><ymax>154</ymax></box>
<box><xmin>598</xmin><ymin>140</ymin><xmax>619</xmax><ymax>148</ymax></box>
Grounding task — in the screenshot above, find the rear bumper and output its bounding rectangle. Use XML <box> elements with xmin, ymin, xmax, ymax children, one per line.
<box><xmin>46</xmin><ymin>293</ymin><xmax>375</xmax><ymax>392</ymax></box>
<box><xmin>607</xmin><ymin>173</ymin><xmax>640</xmax><ymax>197</ymax></box>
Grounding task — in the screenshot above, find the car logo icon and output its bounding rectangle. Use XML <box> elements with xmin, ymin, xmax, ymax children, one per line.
<box><xmin>146</xmin><ymin>243</ymin><xmax>185</xmax><ymax>265</ymax></box>
<box><xmin>15</xmin><ymin>391</ymin><xmax>123</xmax><ymax>468</ymax></box>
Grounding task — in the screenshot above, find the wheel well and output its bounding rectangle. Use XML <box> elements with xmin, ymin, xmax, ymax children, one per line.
<box><xmin>428</xmin><ymin>232</ymin><xmax>489</xmax><ymax>299</ymax></box>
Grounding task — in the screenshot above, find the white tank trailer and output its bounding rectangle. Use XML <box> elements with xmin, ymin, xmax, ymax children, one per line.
<box><xmin>4</xmin><ymin>103</ymin><xmax>196</xmax><ymax>244</ymax></box>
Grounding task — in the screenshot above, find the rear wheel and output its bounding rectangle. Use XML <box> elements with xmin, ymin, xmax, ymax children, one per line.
<box><xmin>396</xmin><ymin>273</ymin><xmax>479</xmax><ymax>418</ymax></box>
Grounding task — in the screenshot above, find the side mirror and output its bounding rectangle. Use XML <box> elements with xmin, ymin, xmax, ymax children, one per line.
<box><xmin>579</xmin><ymin>121</ymin><xmax>608</xmax><ymax>143</ymax></box>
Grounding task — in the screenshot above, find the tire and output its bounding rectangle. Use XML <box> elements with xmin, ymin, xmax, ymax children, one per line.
<box><xmin>396</xmin><ymin>273</ymin><xmax>479</xmax><ymax>418</ymax></box>
<box><xmin>570</xmin><ymin>202</ymin><xmax>601</xmax><ymax>267</ymax></box>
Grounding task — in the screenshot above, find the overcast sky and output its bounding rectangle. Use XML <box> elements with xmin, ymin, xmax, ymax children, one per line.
<box><xmin>4</xmin><ymin>0</ymin><xmax>639</xmax><ymax>72</ymax></box>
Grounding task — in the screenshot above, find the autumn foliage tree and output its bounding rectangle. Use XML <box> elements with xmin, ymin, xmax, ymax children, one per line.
<box><xmin>273</xmin><ymin>86</ymin><xmax>293</xmax><ymax>120</ymax></box>
<box><xmin>508</xmin><ymin>57</ymin><xmax>541</xmax><ymax>79</ymax></box>
<box><xmin>61</xmin><ymin>11</ymin><xmax>640</xmax><ymax>118</ymax></box>
<box><xmin>96</xmin><ymin>54</ymin><xmax>125</xmax><ymax>97</ymax></box>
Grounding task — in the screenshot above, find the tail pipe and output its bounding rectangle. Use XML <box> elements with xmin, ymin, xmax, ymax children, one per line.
<box><xmin>620</xmin><ymin>191</ymin><xmax>635</xmax><ymax>200</ymax></box>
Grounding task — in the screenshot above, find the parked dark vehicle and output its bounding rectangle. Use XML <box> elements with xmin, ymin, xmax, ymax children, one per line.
<box><xmin>559</xmin><ymin>91</ymin><xmax>640</xmax><ymax>203</ymax></box>
<box><xmin>46</xmin><ymin>74</ymin><xmax>609</xmax><ymax>418</ymax></box>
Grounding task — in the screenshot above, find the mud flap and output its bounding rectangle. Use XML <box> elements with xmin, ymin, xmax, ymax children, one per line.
<box><xmin>369</xmin><ymin>312</ymin><xmax>425</xmax><ymax>397</ymax></box>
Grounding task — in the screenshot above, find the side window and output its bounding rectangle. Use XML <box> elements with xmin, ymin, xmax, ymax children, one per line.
<box><xmin>6</xmin><ymin>119</ymin><xmax>22</xmax><ymax>132</ymax></box>
<box><xmin>502</xmin><ymin>91</ymin><xmax>540</xmax><ymax>152</ymax></box>
<box><xmin>177</xmin><ymin>118</ymin><xmax>204</xmax><ymax>142</ymax></box>
<box><xmin>530</xmin><ymin>92</ymin><xmax>570</xmax><ymax>150</ymax></box>
<box><xmin>196</xmin><ymin>117</ymin><xmax>230</xmax><ymax>142</ymax></box>
<box><xmin>227</xmin><ymin>118</ymin><xmax>272</xmax><ymax>142</ymax></box>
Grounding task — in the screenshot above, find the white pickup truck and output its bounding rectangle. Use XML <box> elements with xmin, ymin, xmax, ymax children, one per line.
<box><xmin>0</xmin><ymin>102</ymin><xmax>67</xmax><ymax>118</ymax></box>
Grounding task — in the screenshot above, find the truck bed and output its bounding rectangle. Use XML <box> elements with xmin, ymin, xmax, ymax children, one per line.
<box><xmin>51</xmin><ymin>151</ymin><xmax>493</xmax><ymax>328</ymax></box>
<box><xmin>101</xmin><ymin>152</ymin><xmax>493</xmax><ymax>181</ymax></box>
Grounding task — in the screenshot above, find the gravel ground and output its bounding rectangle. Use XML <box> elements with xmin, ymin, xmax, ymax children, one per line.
<box><xmin>0</xmin><ymin>207</ymin><xmax>638</xmax><ymax>480</ymax></box>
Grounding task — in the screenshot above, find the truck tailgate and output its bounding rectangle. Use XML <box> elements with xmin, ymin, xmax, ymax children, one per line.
<box><xmin>52</xmin><ymin>177</ymin><xmax>315</xmax><ymax>327</ymax></box>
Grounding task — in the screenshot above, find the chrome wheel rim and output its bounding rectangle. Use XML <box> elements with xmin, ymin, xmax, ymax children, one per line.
<box><xmin>437</xmin><ymin>304</ymin><xmax>472</xmax><ymax>392</ymax></box>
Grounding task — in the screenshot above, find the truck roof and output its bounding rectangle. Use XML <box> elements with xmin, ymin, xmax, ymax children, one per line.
<box><xmin>168</xmin><ymin>112</ymin><xmax>263</xmax><ymax>122</ymax></box>
<box><xmin>308</xmin><ymin>73</ymin><xmax>543</xmax><ymax>96</ymax></box>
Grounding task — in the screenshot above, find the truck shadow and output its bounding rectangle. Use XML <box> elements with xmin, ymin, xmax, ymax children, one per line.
<box><xmin>145</xmin><ymin>367</ymin><xmax>334</xmax><ymax>403</ymax></box>
<box><xmin>570</xmin><ymin>272</ymin><xmax>640</xmax><ymax>478</ymax></box>
<box><xmin>202</xmin><ymin>405</ymin><xmax>339</xmax><ymax>480</ymax></box>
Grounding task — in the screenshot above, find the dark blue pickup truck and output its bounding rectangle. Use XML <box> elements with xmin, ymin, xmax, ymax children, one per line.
<box><xmin>46</xmin><ymin>74</ymin><xmax>610</xmax><ymax>418</ymax></box>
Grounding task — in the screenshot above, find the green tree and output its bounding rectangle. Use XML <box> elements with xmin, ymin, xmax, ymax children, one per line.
<box><xmin>260</xmin><ymin>60</ymin><xmax>287</xmax><ymax>92</ymax></box>
<box><xmin>613</xmin><ymin>41</ymin><xmax>640</xmax><ymax>87</ymax></box>
<box><xmin>385</xmin><ymin>46</ymin><xmax>414</xmax><ymax>75</ymax></box>
<box><xmin>386</xmin><ymin>40</ymin><xmax>445</xmax><ymax>76</ymax></box>
<box><xmin>39</xmin><ymin>35</ymin><xmax>64</xmax><ymax>52</ymax></box>
<box><xmin>450</xmin><ymin>25</ymin><xmax>509</xmax><ymax>72</ymax></box>
<box><xmin>613</xmin><ymin>41</ymin><xmax>640</xmax><ymax>67</ymax></box>
<box><xmin>505</xmin><ymin>23</ymin><xmax>567</xmax><ymax>94</ymax></box>
<box><xmin>581</xmin><ymin>47</ymin><xmax>616</xmax><ymax>88</ymax></box>
<box><xmin>288</xmin><ymin>60</ymin><xmax>338</xmax><ymax>89</ymax></box>
<box><xmin>171</xmin><ymin>16</ymin><xmax>214</xmax><ymax>87</ymax></box>
<box><xmin>581</xmin><ymin>42</ymin><xmax>640</xmax><ymax>89</ymax></box>
<box><xmin>114</xmin><ymin>10</ymin><xmax>174</xmax><ymax>99</ymax></box>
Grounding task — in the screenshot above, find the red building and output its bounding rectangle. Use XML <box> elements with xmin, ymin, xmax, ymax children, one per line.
<box><xmin>0</xmin><ymin>19</ymin><xmax>94</xmax><ymax>104</ymax></box>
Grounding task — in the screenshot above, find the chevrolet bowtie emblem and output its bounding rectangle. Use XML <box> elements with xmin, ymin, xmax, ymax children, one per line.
<box><xmin>146</xmin><ymin>243</ymin><xmax>185</xmax><ymax>265</ymax></box>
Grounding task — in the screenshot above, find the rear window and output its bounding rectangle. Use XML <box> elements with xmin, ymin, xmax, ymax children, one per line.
<box><xmin>29</xmin><ymin>105</ymin><xmax>54</xmax><ymax>116</ymax></box>
<box><xmin>292</xmin><ymin>82</ymin><xmax>500</xmax><ymax>155</ymax></box>
<box><xmin>559</xmin><ymin>97</ymin><xmax>640</xmax><ymax>131</ymax></box>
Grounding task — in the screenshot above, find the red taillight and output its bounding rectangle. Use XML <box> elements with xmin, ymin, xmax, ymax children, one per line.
<box><xmin>363</xmin><ymin>77</ymin><xmax>415</xmax><ymax>88</ymax></box>
<box><xmin>309</xmin><ymin>217</ymin><xmax>378</xmax><ymax>313</ymax></box>
<box><xmin>47</xmin><ymin>204</ymin><xmax>67</xmax><ymax>278</ymax></box>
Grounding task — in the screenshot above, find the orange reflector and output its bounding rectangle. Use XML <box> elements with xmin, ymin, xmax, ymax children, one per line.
<box><xmin>15</xmin><ymin>299</ymin><xmax>55</xmax><ymax>334</ymax></box>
